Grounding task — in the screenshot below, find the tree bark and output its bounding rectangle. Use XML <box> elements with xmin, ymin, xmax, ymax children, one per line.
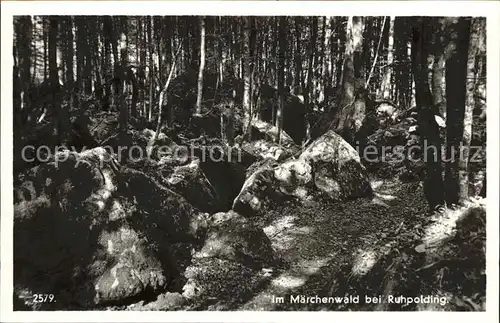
<box><xmin>147</xmin><ymin>45</ymin><xmax>182</xmax><ymax>156</ymax></box>
<box><xmin>331</xmin><ymin>16</ymin><xmax>366</xmax><ymax>144</ymax></box>
<box><xmin>242</xmin><ymin>16</ymin><xmax>252</xmax><ymax>141</ymax></box>
<box><xmin>61</xmin><ymin>17</ymin><xmax>73</xmax><ymax>144</ymax></box>
<box><xmin>49</xmin><ymin>17</ymin><xmax>62</xmax><ymax>139</ymax></box>
<box><xmin>411</xmin><ymin>17</ymin><xmax>445</xmax><ymax>210</ymax></box>
<box><xmin>118</xmin><ymin>21</ymin><xmax>129</xmax><ymax>137</ymax></box>
<box><xmin>305</xmin><ymin>17</ymin><xmax>318</xmax><ymax>112</ymax></box>
<box><xmin>294</xmin><ymin>17</ymin><xmax>302</xmax><ymax>94</ymax></box>
<box><xmin>382</xmin><ymin>16</ymin><xmax>395</xmax><ymax>100</ymax></box>
<box><xmin>147</xmin><ymin>16</ymin><xmax>154</xmax><ymax>122</ymax></box>
<box><xmin>195</xmin><ymin>16</ymin><xmax>206</xmax><ymax>116</ymax></box>
<box><xmin>444</xmin><ymin>18</ymin><xmax>472</xmax><ymax>206</ymax></box>
<box><xmin>17</xmin><ymin>16</ymin><xmax>33</xmax><ymax>124</ymax></box>
<box><xmin>276</xmin><ymin>16</ymin><xmax>286</xmax><ymax>145</ymax></box>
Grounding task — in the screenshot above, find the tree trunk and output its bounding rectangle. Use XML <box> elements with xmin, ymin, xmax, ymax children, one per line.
<box><xmin>75</xmin><ymin>18</ymin><xmax>85</xmax><ymax>100</ymax></box>
<box><xmin>242</xmin><ymin>16</ymin><xmax>252</xmax><ymax>141</ymax></box>
<box><xmin>431</xmin><ymin>18</ymin><xmax>446</xmax><ymax>118</ymax></box>
<box><xmin>411</xmin><ymin>17</ymin><xmax>445</xmax><ymax>210</ymax></box>
<box><xmin>432</xmin><ymin>52</ymin><xmax>446</xmax><ymax>115</ymax></box>
<box><xmin>394</xmin><ymin>18</ymin><xmax>409</xmax><ymax>107</ymax></box>
<box><xmin>382</xmin><ymin>16</ymin><xmax>395</xmax><ymax>100</ymax></box>
<box><xmin>335</xmin><ymin>18</ymin><xmax>346</xmax><ymax>90</ymax></box>
<box><xmin>195</xmin><ymin>16</ymin><xmax>206</xmax><ymax>116</ymax></box>
<box><xmin>44</xmin><ymin>18</ymin><xmax>48</xmax><ymax>82</ymax></box>
<box><xmin>102</xmin><ymin>17</ymin><xmax>112</xmax><ymax>111</ymax></box>
<box><xmin>305</xmin><ymin>17</ymin><xmax>318</xmax><ymax>112</ymax></box>
<box><xmin>91</xmin><ymin>18</ymin><xmax>103</xmax><ymax>105</ymax></box>
<box><xmin>17</xmin><ymin>17</ymin><xmax>33</xmax><ymax>125</ymax></box>
<box><xmin>276</xmin><ymin>16</ymin><xmax>286</xmax><ymax>145</ymax></box>
<box><xmin>331</xmin><ymin>16</ymin><xmax>365</xmax><ymax>144</ymax></box>
<box><xmin>294</xmin><ymin>17</ymin><xmax>302</xmax><ymax>94</ymax></box>
<box><xmin>147</xmin><ymin>45</ymin><xmax>182</xmax><ymax>156</ymax></box>
<box><xmin>80</xmin><ymin>19</ymin><xmax>92</xmax><ymax>94</ymax></box>
<box><xmin>323</xmin><ymin>17</ymin><xmax>332</xmax><ymax>105</ymax></box>
<box><xmin>444</xmin><ymin>18</ymin><xmax>472</xmax><ymax>206</ymax></box>
<box><xmin>49</xmin><ymin>17</ymin><xmax>62</xmax><ymax>139</ymax></box>
<box><xmin>118</xmin><ymin>23</ymin><xmax>129</xmax><ymax>137</ymax></box>
<box><xmin>61</xmin><ymin>16</ymin><xmax>73</xmax><ymax>144</ymax></box>
<box><xmin>147</xmin><ymin>16</ymin><xmax>154</xmax><ymax>122</ymax></box>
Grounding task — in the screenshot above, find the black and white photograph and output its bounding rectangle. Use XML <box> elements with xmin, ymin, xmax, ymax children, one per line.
<box><xmin>1</xmin><ymin>1</ymin><xmax>499</xmax><ymax>322</ymax></box>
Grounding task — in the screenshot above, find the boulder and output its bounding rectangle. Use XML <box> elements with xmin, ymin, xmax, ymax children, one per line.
<box><xmin>181</xmin><ymin>258</ymin><xmax>265</xmax><ymax>309</ymax></box>
<box><xmin>232</xmin><ymin>159</ymin><xmax>287</xmax><ymax>217</ymax></box>
<box><xmin>14</xmin><ymin>148</ymin><xmax>206</xmax><ymax>310</ymax></box>
<box><xmin>126</xmin><ymin>292</ymin><xmax>187</xmax><ymax>311</ymax></box>
<box><xmin>300</xmin><ymin>130</ymin><xmax>372</xmax><ymax>199</ymax></box>
<box><xmin>100</xmin><ymin>128</ymin><xmax>178</xmax><ymax>163</ymax></box>
<box><xmin>178</xmin><ymin>211</ymin><xmax>276</xmax><ymax>309</ymax></box>
<box><xmin>162</xmin><ymin>158</ymin><xmax>226</xmax><ymax>213</ymax></box>
<box><xmin>250</xmin><ymin>119</ymin><xmax>296</xmax><ymax>148</ymax></box>
<box><xmin>194</xmin><ymin>211</ymin><xmax>276</xmax><ymax>268</ymax></box>
<box><xmin>242</xmin><ymin>140</ymin><xmax>298</xmax><ymax>162</ymax></box>
<box><xmin>232</xmin><ymin>131</ymin><xmax>372</xmax><ymax>217</ymax></box>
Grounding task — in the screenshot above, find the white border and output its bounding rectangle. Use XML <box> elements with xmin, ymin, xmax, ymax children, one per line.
<box><xmin>1</xmin><ymin>2</ymin><xmax>499</xmax><ymax>322</ymax></box>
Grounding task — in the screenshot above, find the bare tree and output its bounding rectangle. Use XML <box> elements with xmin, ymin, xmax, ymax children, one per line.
<box><xmin>276</xmin><ymin>16</ymin><xmax>286</xmax><ymax>145</ymax></box>
<box><xmin>48</xmin><ymin>17</ymin><xmax>62</xmax><ymax>138</ymax></box>
<box><xmin>331</xmin><ymin>16</ymin><xmax>366</xmax><ymax>144</ymax></box>
<box><xmin>242</xmin><ymin>16</ymin><xmax>252</xmax><ymax>140</ymax></box>
<box><xmin>305</xmin><ymin>17</ymin><xmax>318</xmax><ymax>111</ymax></box>
<box><xmin>444</xmin><ymin>18</ymin><xmax>472</xmax><ymax>205</ymax></box>
<box><xmin>411</xmin><ymin>17</ymin><xmax>445</xmax><ymax>210</ymax></box>
<box><xmin>382</xmin><ymin>16</ymin><xmax>395</xmax><ymax>99</ymax></box>
<box><xmin>195</xmin><ymin>16</ymin><xmax>206</xmax><ymax>116</ymax></box>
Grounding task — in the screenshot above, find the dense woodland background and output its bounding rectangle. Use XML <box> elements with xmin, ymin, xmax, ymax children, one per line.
<box><xmin>13</xmin><ymin>16</ymin><xmax>486</xmax><ymax>206</ymax></box>
<box><xmin>12</xmin><ymin>16</ymin><xmax>487</xmax><ymax>311</ymax></box>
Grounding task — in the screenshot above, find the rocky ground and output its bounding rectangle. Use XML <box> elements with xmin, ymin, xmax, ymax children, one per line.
<box><xmin>12</xmin><ymin>73</ymin><xmax>486</xmax><ymax>312</ymax></box>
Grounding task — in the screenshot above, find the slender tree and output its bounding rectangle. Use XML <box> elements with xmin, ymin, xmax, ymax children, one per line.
<box><xmin>276</xmin><ymin>16</ymin><xmax>286</xmax><ymax>144</ymax></box>
<box><xmin>411</xmin><ymin>17</ymin><xmax>445</xmax><ymax>210</ymax></box>
<box><xmin>242</xmin><ymin>16</ymin><xmax>252</xmax><ymax>140</ymax></box>
<box><xmin>305</xmin><ymin>17</ymin><xmax>318</xmax><ymax>112</ymax></box>
<box><xmin>444</xmin><ymin>18</ymin><xmax>472</xmax><ymax>206</ymax></box>
<box><xmin>195</xmin><ymin>16</ymin><xmax>206</xmax><ymax>116</ymax></box>
<box><xmin>16</xmin><ymin>16</ymin><xmax>33</xmax><ymax>125</ymax></box>
<box><xmin>382</xmin><ymin>16</ymin><xmax>395</xmax><ymax>100</ymax></box>
<box><xmin>48</xmin><ymin>17</ymin><xmax>63</xmax><ymax>139</ymax></box>
<box><xmin>294</xmin><ymin>17</ymin><xmax>303</xmax><ymax>94</ymax></box>
<box><xmin>331</xmin><ymin>16</ymin><xmax>366</xmax><ymax>144</ymax></box>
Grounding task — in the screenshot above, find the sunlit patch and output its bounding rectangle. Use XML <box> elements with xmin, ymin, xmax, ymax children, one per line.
<box><xmin>288</xmin><ymin>225</ymin><xmax>315</xmax><ymax>236</ymax></box>
<box><xmin>270</xmin><ymin>234</ymin><xmax>295</xmax><ymax>253</ymax></box>
<box><xmin>119</xmin><ymin>227</ymin><xmax>138</xmax><ymax>242</ymax></box>
<box><xmin>295</xmin><ymin>257</ymin><xmax>332</xmax><ymax>275</ymax></box>
<box><xmin>271</xmin><ymin>274</ymin><xmax>306</xmax><ymax>289</ymax></box>
<box><xmin>371</xmin><ymin>198</ymin><xmax>390</xmax><ymax>208</ymax></box>
<box><xmin>107</xmin><ymin>239</ymin><xmax>114</xmax><ymax>254</ymax></box>
<box><xmin>374</xmin><ymin>192</ymin><xmax>396</xmax><ymax>201</ymax></box>
<box><xmin>91</xmin><ymin>169</ymin><xmax>117</xmax><ymax>210</ymax></box>
<box><xmin>250</xmin><ymin>196</ymin><xmax>261</xmax><ymax>208</ymax></box>
<box><xmin>263</xmin><ymin>215</ymin><xmax>296</xmax><ymax>237</ymax></box>
<box><xmin>109</xmin><ymin>200</ymin><xmax>128</xmax><ymax>221</ymax></box>
<box><xmin>422</xmin><ymin>207</ymin><xmax>466</xmax><ymax>248</ymax></box>
<box><xmin>95</xmin><ymin>200</ymin><xmax>105</xmax><ymax>211</ymax></box>
<box><xmin>351</xmin><ymin>250</ymin><xmax>378</xmax><ymax>276</ymax></box>
<box><xmin>109</xmin><ymin>263</ymin><xmax>124</xmax><ymax>290</ymax></box>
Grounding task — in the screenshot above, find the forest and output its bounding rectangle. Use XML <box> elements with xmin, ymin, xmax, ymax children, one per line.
<box><xmin>12</xmin><ymin>16</ymin><xmax>486</xmax><ymax>311</ymax></box>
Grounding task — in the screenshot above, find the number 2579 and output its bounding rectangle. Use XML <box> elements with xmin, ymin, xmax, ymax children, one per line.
<box><xmin>33</xmin><ymin>294</ymin><xmax>55</xmax><ymax>303</ymax></box>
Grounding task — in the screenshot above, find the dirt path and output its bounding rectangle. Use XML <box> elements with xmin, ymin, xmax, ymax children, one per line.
<box><xmin>240</xmin><ymin>178</ymin><xmax>427</xmax><ymax>310</ymax></box>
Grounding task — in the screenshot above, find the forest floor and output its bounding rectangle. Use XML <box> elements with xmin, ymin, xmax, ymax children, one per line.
<box><xmin>237</xmin><ymin>176</ymin><xmax>485</xmax><ymax>311</ymax></box>
<box><xmin>238</xmin><ymin>176</ymin><xmax>427</xmax><ymax>310</ymax></box>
